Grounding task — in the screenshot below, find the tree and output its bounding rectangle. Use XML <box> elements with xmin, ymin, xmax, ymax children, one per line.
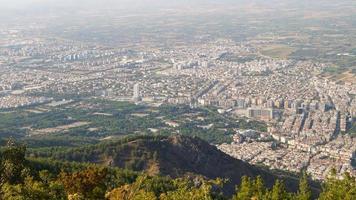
<box><xmin>296</xmin><ymin>172</ymin><xmax>312</xmax><ymax>200</ymax></box>
<box><xmin>1</xmin><ymin>139</ymin><xmax>27</xmax><ymax>185</ymax></box>
<box><xmin>252</xmin><ymin>176</ymin><xmax>266</xmax><ymax>200</ymax></box>
<box><xmin>269</xmin><ymin>180</ymin><xmax>291</xmax><ymax>200</ymax></box>
<box><xmin>160</xmin><ymin>178</ymin><xmax>216</xmax><ymax>200</ymax></box>
<box><xmin>58</xmin><ymin>167</ymin><xmax>108</xmax><ymax>199</ymax></box>
<box><xmin>233</xmin><ymin>176</ymin><xmax>252</xmax><ymax>200</ymax></box>
<box><xmin>319</xmin><ymin>171</ymin><xmax>356</xmax><ymax>200</ymax></box>
<box><xmin>106</xmin><ymin>184</ymin><xmax>157</xmax><ymax>200</ymax></box>
<box><xmin>107</xmin><ymin>176</ymin><xmax>223</xmax><ymax>200</ymax></box>
<box><xmin>0</xmin><ymin>139</ymin><xmax>28</xmax><ymax>199</ymax></box>
<box><xmin>106</xmin><ymin>176</ymin><xmax>157</xmax><ymax>200</ymax></box>
<box><xmin>1</xmin><ymin>176</ymin><xmax>66</xmax><ymax>200</ymax></box>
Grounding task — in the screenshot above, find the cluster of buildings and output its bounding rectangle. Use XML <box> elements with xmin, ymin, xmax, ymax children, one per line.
<box><xmin>219</xmin><ymin>133</ymin><xmax>356</xmax><ymax>180</ymax></box>
<box><xmin>0</xmin><ymin>95</ymin><xmax>51</xmax><ymax>109</ymax></box>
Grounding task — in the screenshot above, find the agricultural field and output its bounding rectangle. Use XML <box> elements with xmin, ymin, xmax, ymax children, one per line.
<box><xmin>260</xmin><ymin>44</ymin><xmax>296</xmax><ymax>59</ymax></box>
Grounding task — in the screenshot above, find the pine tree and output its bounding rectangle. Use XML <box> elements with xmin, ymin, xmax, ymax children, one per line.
<box><xmin>296</xmin><ymin>172</ymin><xmax>312</xmax><ymax>200</ymax></box>
<box><xmin>233</xmin><ymin>176</ymin><xmax>252</xmax><ymax>200</ymax></box>
<box><xmin>252</xmin><ymin>176</ymin><xmax>266</xmax><ymax>200</ymax></box>
<box><xmin>319</xmin><ymin>171</ymin><xmax>356</xmax><ymax>200</ymax></box>
<box><xmin>270</xmin><ymin>180</ymin><xmax>290</xmax><ymax>200</ymax></box>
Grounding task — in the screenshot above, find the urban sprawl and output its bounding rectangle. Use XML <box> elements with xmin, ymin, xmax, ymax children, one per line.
<box><xmin>1</xmin><ymin>31</ymin><xmax>355</xmax><ymax>181</ymax></box>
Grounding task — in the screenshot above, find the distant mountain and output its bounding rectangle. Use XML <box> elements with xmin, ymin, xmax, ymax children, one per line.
<box><xmin>31</xmin><ymin>135</ymin><xmax>316</xmax><ymax>195</ymax></box>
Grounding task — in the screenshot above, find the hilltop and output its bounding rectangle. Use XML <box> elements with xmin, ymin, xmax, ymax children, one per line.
<box><xmin>31</xmin><ymin>135</ymin><xmax>307</xmax><ymax>194</ymax></box>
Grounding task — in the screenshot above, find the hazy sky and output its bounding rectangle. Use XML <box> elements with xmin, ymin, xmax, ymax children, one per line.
<box><xmin>0</xmin><ymin>0</ymin><xmax>47</xmax><ymax>8</ymax></box>
<box><xmin>0</xmin><ymin>0</ymin><xmax>237</xmax><ymax>17</ymax></box>
<box><xmin>0</xmin><ymin>0</ymin><xmax>355</xmax><ymax>20</ymax></box>
<box><xmin>0</xmin><ymin>0</ymin><xmax>353</xmax><ymax>10</ymax></box>
<box><xmin>0</xmin><ymin>0</ymin><xmax>175</xmax><ymax>12</ymax></box>
<box><xmin>0</xmin><ymin>0</ymin><xmax>195</xmax><ymax>8</ymax></box>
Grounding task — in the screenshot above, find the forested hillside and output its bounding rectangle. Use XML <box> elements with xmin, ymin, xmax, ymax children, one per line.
<box><xmin>1</xmin><ymin>137</ymin><xmax>356</xmax><ymax>199</ymax></box>
<box><xmin>29</xmin><ymin>135</ymin><xmax>305</xmax><ymax>195</ymax></box>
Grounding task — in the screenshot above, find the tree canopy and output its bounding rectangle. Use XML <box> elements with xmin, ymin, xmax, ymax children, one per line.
<box><xmin>1</xmin><ymin>140</ymin><xmax>356</xmax><ymax>200</ymax></box>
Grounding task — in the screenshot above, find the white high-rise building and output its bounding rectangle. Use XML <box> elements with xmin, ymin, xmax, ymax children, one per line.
<box><xmin>133</xmin><ymin>83</ymin><xmax>141</xmax><ymax>101</ymax></box>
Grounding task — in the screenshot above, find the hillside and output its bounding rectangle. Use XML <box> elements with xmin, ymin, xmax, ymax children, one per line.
<box><xmin>2</xmin><ymin>136</ymin><xmax>356</xmax><ymax>199</ymax></box>
<box><xmin>30</xmin><ymin>135</ymin><xmax>307</xmax><ymax>194</ymax></box>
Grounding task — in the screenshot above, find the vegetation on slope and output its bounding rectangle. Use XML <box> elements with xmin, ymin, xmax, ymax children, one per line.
<box><xmin>1</xmin><ymin>139</ymin><xmax>356</xmax><ymax>199</ymax></box>
<box><xmin>29</xmin><ymin>135</ymin><xmax>304</xmax><ymax>195</ymax></box>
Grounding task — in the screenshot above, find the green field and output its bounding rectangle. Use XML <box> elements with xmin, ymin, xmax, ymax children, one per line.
<box><xmin>0</xmin><ymin>99</ymin><xmax>267</xmax><ymax>148</ymax></box>
<box><xmin>260</xmin><ymin>45</ymin><xmax>296</xmax><ymax>59</ymax></box>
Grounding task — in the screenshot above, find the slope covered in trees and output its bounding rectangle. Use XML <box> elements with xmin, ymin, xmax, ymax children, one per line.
<box><xmin>1</xmin><ymin>139</ymin><xmax>356</xmax><ymax>199</ymax></box>
<box><xmin>29</xmin><ymin>135</ymin><xmax>307</xmax><ymax>195</ymax></box>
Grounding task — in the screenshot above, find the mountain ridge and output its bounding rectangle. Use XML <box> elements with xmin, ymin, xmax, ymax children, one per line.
<box><xmin>30</xmin><ymin>134</ymin><xmax>316</xmax><ymax>195</ymax></box>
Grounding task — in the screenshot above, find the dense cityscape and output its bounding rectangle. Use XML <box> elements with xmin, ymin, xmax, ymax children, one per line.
<box><xmin>1</xmin><ymin>29</ymin><xmax>355</xmax><ymax>180</ymax></box>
